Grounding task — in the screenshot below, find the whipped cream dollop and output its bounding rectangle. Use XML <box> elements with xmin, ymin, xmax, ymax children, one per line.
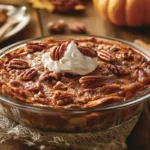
<box><xmin>41</xmin><ymin>41</ymin><xmax>98</xmax><ymax>75</ymax></box>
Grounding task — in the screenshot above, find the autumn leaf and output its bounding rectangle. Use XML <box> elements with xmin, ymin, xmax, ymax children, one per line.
<box><xmin>28</xmin><ymin>0</ymin><xmax>55</xmax><ymax>12</ymax></box>
<box><xmin>28</xmin><ymin>0</ymin><xmax>85</xmax><ymax>12</ymax></box>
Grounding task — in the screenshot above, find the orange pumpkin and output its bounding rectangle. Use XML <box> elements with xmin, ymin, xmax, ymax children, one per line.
<box><xmin>93</xmin><ymin>0</ymin><xmax>150</xmax><ymax>26</ymax></box>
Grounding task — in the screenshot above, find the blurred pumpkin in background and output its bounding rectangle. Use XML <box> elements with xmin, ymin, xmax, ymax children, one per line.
<box><xmin>93</xmin><ymin>0</ymin><xmax>150</xmax><ymax>27</ymax></box>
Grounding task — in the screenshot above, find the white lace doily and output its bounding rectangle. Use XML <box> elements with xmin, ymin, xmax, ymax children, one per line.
<box><xmin>0</xmin><ymin>105</ymin><xmax>139</xmax><ymax>150</ymax></box>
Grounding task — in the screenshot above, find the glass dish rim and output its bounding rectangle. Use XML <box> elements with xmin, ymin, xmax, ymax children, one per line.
<box><xmin>0</xmin><ymin>34</ymin><xmax>150</xmax><ymax>114</ymax></box>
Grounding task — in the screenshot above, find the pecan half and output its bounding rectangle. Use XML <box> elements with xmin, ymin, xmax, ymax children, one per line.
<box><xmin>47</xmin><ymin>20</ymin><xmax>66</xmax><ymax>33</ymax></box>
<box><xmin>78</xmin><ymin>46</ymin><xmax>97</xmax><ymax>57</ymax></box>
<box><xmin>8</xmin><ymin>59</ymin><xmax>30</xmax><ymax>69</ymax></box>
<box><xmin>50</xmin><ymin>43</ymin><xmax>68</xmax><ymax>61</ymax></box>
<box><xmin>19</xmin><ymin>68</ymin><xmax>38</xmax><ymax>80</ymax></box>
<box><xmin>53</xmin><ymin>91</ymin><xmax>74</xmax><ymax>106</ymax></box>
<box><xmin>39</xmin><ymin>71</ymin><xmax>62</xmax><ymax>81</ymax></box>
<box><xmin>84</xmin><ymin>96</ymin><xmax>123</xmax><ymax>108</ymax></box>
<box><xmin>79</xmin><ymin>76</ymin><xmax>105</xmax><ymax>88</ymax></box>
<box><xmin>53</xmin><ymin>81</ymin><xmax>67</xmax><ymax>90</ymax></box>
<box><xmin>27</xmin><ymin>41</ymin><xmax>47</xmax><ymax>51</ymax></box>
<box><xmin>107</xmin><ymin>64</ymin><xmax>129</xmax><ymax>76</ymax></box>
<box><xmin>98</xmin><ymin>50</ymin><xmax>114</xmax><ymax>62</ymax></box>
<box><xmin>68</xmin><ymin>22</ymin><xmax>86</xmax><ymax>33</ymax></box>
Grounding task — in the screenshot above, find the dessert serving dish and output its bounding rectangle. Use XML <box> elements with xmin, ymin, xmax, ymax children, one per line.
<box><xmin>0</xmin><ymin>35</ymin><xmax>150</xmax><ymax>133</ymax></box>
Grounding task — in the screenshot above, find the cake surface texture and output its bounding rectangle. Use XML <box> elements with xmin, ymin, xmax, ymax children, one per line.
<box><xmin>0</xmin><ymin>37</ymin><xmax>150</xmax><ymax>110</ymax></box>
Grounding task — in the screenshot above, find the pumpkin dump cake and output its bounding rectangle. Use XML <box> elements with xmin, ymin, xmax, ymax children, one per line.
<box><xmin>0</xmin><ymin>36</ymin><xmax>150</xmax><ymax>132</ymax></box>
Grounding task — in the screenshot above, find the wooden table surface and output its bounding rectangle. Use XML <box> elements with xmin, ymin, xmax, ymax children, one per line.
<box><xmin>0</xmin><ymin>0</ymin><xmax>150</xmax><ymax>150</ymax></box>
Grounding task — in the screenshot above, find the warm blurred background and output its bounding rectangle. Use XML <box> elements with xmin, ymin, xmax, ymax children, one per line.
<box><xmin>0</xmin><ymin>0</ymin><xmax>150</xmax><ymax>48</ymax></box>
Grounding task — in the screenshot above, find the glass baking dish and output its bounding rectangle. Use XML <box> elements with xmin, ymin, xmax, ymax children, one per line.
<box><xmin>0</xmin><ymin>35</ymin><xmax>150</xmax><ymax>133</ymax></box>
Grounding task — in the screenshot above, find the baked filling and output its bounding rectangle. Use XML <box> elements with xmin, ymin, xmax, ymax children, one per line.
<box><xmin>0</xmin><ymin>37</ymin><xmax>150</xmax><ymax>109</ymax></box>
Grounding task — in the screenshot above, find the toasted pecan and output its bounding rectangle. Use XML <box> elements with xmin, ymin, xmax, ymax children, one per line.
<box><xmin>8</xmin><ymin>59</ymin><xmax>30</xmax><ymax>69</ymax></box>
<box><xmin>50</xmin><ymin>43</ymin><xmax>68</xmax><ymax>61</ymax></box>
<box><xmin>78</xmin><ymin>46</ymin><xmax>97</xmax><ymax>57</ymax></box>
<box><xmin>79</xmin><ymin>76</ymin><xmax>105</xmax><ymax>88</ymax></box>
<box><xmin>19</xmin><ymin>68</ymin><xmax>38</xmax><ymax>80</ymax></box>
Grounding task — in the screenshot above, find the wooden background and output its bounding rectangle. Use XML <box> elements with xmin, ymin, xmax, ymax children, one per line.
<box><xmin>0</xmin><ymin>0</ymin><xmax>150</xmax><ymax>149</ymax></box>
<box><xmin>1</xmin><ymin>0</ymin><xmax>150</xmax><ymax>49</ymax></box>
